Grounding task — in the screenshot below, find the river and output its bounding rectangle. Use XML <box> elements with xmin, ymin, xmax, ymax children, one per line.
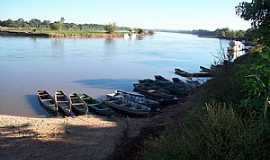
<box><xmin>0</xmin><ymin>32</ymin><xmax>229</xmax><ymax>117</ymax></box>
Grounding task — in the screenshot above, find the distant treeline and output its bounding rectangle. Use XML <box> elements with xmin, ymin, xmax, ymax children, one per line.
<box><xmin>0</xmin><ymin>18</ymin><xmax>130</xmax><ymax>32</ymax></box>
<box><xmin>157</xmin><ymin>28</ymin><xmax>251</xmax><ymax>40</ymax></box>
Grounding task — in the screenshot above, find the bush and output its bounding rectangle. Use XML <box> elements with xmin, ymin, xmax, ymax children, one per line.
<box><xmin>144</xmin><ymin>103</ymin><xmax>270</xmax><ymax>160</ymax></box>
<box><xmin>237</xmin><ymin>51</ymin><xmax>270</xmax><ymax>112</ymax></box>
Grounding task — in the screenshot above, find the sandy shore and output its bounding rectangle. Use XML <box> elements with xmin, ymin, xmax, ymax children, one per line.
<box><xmin>0</xmin><ymin>114</ymin><xmax>149</xmax><ymax>160</ymax></box>
<box><xmin>0</xmin><ymin>98</ymin><xmax>190</xmax><ymax>160</ymax></box>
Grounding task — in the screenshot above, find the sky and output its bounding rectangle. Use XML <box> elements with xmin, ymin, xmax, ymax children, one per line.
<box><xmin>0</xmin><ymin>0</ymin><xmax>251</xmax><ymax>30</ymax></box>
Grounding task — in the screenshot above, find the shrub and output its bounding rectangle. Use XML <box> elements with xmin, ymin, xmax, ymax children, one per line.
<box><xmin>144</xmin><ymin>103</ymin><xmax>270</xmax><ymax>160</ymax></box>
<box><xmin>237</xmin><ymin>51</ymin><xmax>270</xmax><ymax>112</ymax></box>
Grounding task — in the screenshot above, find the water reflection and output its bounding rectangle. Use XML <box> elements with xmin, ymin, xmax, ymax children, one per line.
<box><xmin>51</xmin><ymin>39</ymin><xmax>64</xmax><ymax>56</ymax></box>
<box><xmin>104</xmin><ymin>38</ymin><xmax>115</xmax><ymax>45</ymax></box>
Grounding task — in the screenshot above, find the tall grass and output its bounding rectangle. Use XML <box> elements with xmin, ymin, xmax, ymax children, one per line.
<box><xmin>144</xmin><ymin>103</ymin><xmax>270</xmax><ymax>160</ymax></box>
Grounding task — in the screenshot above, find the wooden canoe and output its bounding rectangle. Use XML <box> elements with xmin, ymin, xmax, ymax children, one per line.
<box><xmin>78</xmin><ymin>93</ymin><xmax>114</xmax><ymax>116</ymax></box>
<box><xmin>37</xmin><ymin>90</ymin><xmax>58</xmax><ymax>114</ymax></box>
<box><xmin>105</xmin><ymin>99</ymin><xmax>151</xmax><ymax>116</ymax></box>
<box><xmin>69</xmin><ymin>93</ymin><xmax>88</xmax><ymax>115</ymax></box>
<box><xmin>175</xmin><ymin>68</ymin><xmax>213</xmax><ymax>78</ymax></box>
<box><xmin>55</xmin><ymin>90</ymin><xmax>73</xmax><ymax>116</ymax></box>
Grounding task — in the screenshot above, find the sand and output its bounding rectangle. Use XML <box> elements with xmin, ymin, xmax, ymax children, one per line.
<box><xmin>0</xmin><ymin>101</ymin><xmax>189</xmax><ymax>160</ymax></box>
<box><xmin>0</xmin><ymin>114</ymin><xmax>145</xmax><ymax>160</ymax></box>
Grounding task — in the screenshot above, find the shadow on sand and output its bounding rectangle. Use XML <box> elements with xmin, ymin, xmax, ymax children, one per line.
<box><xmin>0</xmin><ymin>116</ymin><xmax>125</xmax><ymax>160</ymax></box>
<box><xmin>74</xmin><ymin>79</ymin><xmax>138</xmax><ymax>91</ymax></box>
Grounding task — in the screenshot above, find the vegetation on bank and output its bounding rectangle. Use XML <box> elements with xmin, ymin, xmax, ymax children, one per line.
<box><xmin>144</xmin><ymin>1</ymin><xmax>270</xmax><ymax>160</ymax></box>
<box><xmin>159</xmin><ymin>28</ymin><xmax>250</xmax><ymax>40</ymax></box>
<box><xmin>191</xmin><ymin>28</ymin><xmax>248</xmax><ymax>40</ymax></box>
<box><xmin>0</xmin><ymin>17</ymin><xmax>128</xmax><ymax>32</ymax></box>
<box><xmin>0</xmin><ymin>18</ymin><xmax>152</xmax><ymax>37</ymax></box>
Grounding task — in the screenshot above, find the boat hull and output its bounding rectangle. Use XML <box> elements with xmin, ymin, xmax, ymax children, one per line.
<box><xmin>55</xmin><ymin>91</ymin><xmax>73</xmax><ymax>117</ymax></box>
<box><xmin>38</xmin><ymin>99</ymin><xmax>58</xmax><ymax>114</ymax></box>
<box><xmin>78</xmin><ymin>93</ymin><xmax>114</xmax><ymax>116</ymax></box>
<box><xmin>71</xmin><ymin>106</ymin><xmax>88</xmax><ymax>115</ymax></box>
<box><xmin>105</xmin><ymin>101</ymin><xmax>150</xmax><ymax>116</ymax></box>
<box><xmin>88</xmin><ymin>103</ymin><xmax>114</xmax><ymax>116</ymax></box>
<box><xmin>37</xmin><ymin>90</ymin><xmax>58</xmax><ymax>115</ymax></box>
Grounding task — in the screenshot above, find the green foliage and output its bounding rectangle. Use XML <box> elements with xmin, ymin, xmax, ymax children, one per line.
<box><xmin>135</xmin><ymin>28</ymin><xmax>144</xmax><ymax>34</ymax></box>
<box><xmin>50</xmin><ymin>23</ymin><xmax>61</xmax><ymax>31</ymax></box>
<box><xmin>202</xmin><ymin>51</ymin><xmax>270</xmax><ymax>114</ymax></box>
<box><xmin>236</xmin><ymin>0</ymin><xmax>270</xmax><ymax>45</ymax></box>
<box><xmin>237</xmin><ymin>51</ymin><xmax>270</xmax><ymax>111</ymax></box>
<box><xmin>104</xmin><ymin>23</ymin><xmax>117</xmax><ymax>33</ymax></box>
<box><xmin>29</xmin><ymin>19</ymin><xmax>42</xmax><ymax>28</ymax></box>
<box><xmin>144</xmin><ymin>103</ymin><xmax>270</xmax><ymax>160</ymax></box>
<box><xmin>236</xmin><ymin>0</ymin><xmax>270</xmax><ymax>28</ymax></box>
<box><xmin>190</xmin><ymin>28</ymin><xmax>248</xmax><ymax>40</ymax></box>
<box><xmin>0</xmin><ymin>18</ymin><xmax>129</xmax><ymax>33</ymax></box>
<box><xmin>215</xmin><ymin>28</ymin><xmax>247</xmax><ymax>39</ymax></box>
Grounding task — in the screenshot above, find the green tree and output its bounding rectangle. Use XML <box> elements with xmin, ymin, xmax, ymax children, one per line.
<box><xmin>104</xmin><ymin>23</ymin><xmax>117</xmax><ymax>33</ymax></box>
<box><xmin>16</xmin><ymin>18</ymin><xmax>25</xmax><ymax>27</ymax></box>
<box><xmin>236</xmin><ymin>0</ymin><xmax>270</xmax><ymax>45</ymax></box>
<box><xmin>135</xmin><ymin>28</ymin><xmax>144</xmax><ymax>34</ymax></box>
<box><xmin>50</xmin><ymin>22</ymin><xmax>60</xmax><ymax>30</ymax></box>
<box><xmin>42</xmin><ymin>20</ymin><xmax>51</xmax><ymax>28</ymax></box>
<box><xmin>29</xmin><ymin>19</ymin><xmax>42</xmax><ymax>28</ymax></box>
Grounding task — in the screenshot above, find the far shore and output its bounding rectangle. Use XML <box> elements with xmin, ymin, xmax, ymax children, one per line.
<box><xmin>0</xmin><ymin>30</ymin><xmax>126</xmax><ymax>39</ymax></box>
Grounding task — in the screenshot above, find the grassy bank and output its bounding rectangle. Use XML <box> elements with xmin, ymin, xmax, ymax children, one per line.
<box><xmin>0</xmin><ymin>28</ymin><xmax>126</xmax><ymax>38</ymax></box>
<box><xmin>142</xmin><ymin>51</ymin><xmax>270</xmax><ymax>160</ymax></box>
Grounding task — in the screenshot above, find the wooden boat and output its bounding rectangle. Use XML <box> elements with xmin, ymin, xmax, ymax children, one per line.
<box><xmin>69</xmin><ymin>93</ymin><xmax>88</xmax><ymax>115</ymax></box>
<box><xmin>175</xmin><ymin>68</ymin><xmax>213</xmax><ymax>78</ymax></box>
<box><xmin>37</xmin><ymin>90</ymin><xmax>58</xmax><ymax>114</ymax></box>
<box><xmin>133</xmin><ymin>84</ymin><xmax>179</xmax><ymax>105</ymax></box>
<box><xmin>155</xmin><ymin>75</ymin><xmax>170</xmax><ymax>82</ymax></box>
<box><xmin>105</xmin><ymin>91</ymin><xmax>151</xmax><ymax>115</ymax></box>
<box><xmin>107</xmin><ymin>90</ymin><xmax>160</xmax><ymax>112</ymax></box>
<box><xmin>78</xmin><ymin>93</ymin><xmax>114</xmax><ymax>116</ymax></box>
<box><xmin>105</xmin><ymin>99</ymin><xmax>151</xmax><ymax>116</ymax></box>
<box><xmin>55</xmin><ymin>90</ymin><xmax>73</xmax><ymax>116</ymax></box>
<box><xmin>200</xmin><ymin>66</ymin><xmax>211</xmax><ymax>72</ymax></box>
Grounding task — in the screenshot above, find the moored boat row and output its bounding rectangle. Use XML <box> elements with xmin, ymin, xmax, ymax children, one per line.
<box><xmin>78</xmin><ymin>93</ymin><xmax>114</xmax><ymax>116</ymax></box>
<box><xmin>36</xmin><ymin>90</ymin><xmax>159</xmax><ymax>117</ymax></box>
<box><xmin>105</xmin><ymin>90</ymin><xmax>153</xmax><ymax>116</ymax></box>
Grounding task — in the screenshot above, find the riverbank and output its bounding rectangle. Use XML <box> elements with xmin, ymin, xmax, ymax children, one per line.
<box><xmin>0</xmin><ymin>112</ymin><xmax>153</xmax><ymax>160</ymax></box>
<box><xmin>0</xmin><ymin>98</ymin><xmax>192</xmax><ymax>160</ymax></box>
<box><xmin>0</xmin><ymin>30</ymin><xmax>125</xmax><ymax>38</ymax></box>
<box><xmin>127</xmin><ymin>52</ymin><xmax>270</xmax><ymax>160</ymax></box>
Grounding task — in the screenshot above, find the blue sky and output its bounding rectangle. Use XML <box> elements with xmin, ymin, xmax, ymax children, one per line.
<box><xmin>0</xmin><ymin>0</ymin><xmax>251</xmax><ymax>30</ymax></box>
